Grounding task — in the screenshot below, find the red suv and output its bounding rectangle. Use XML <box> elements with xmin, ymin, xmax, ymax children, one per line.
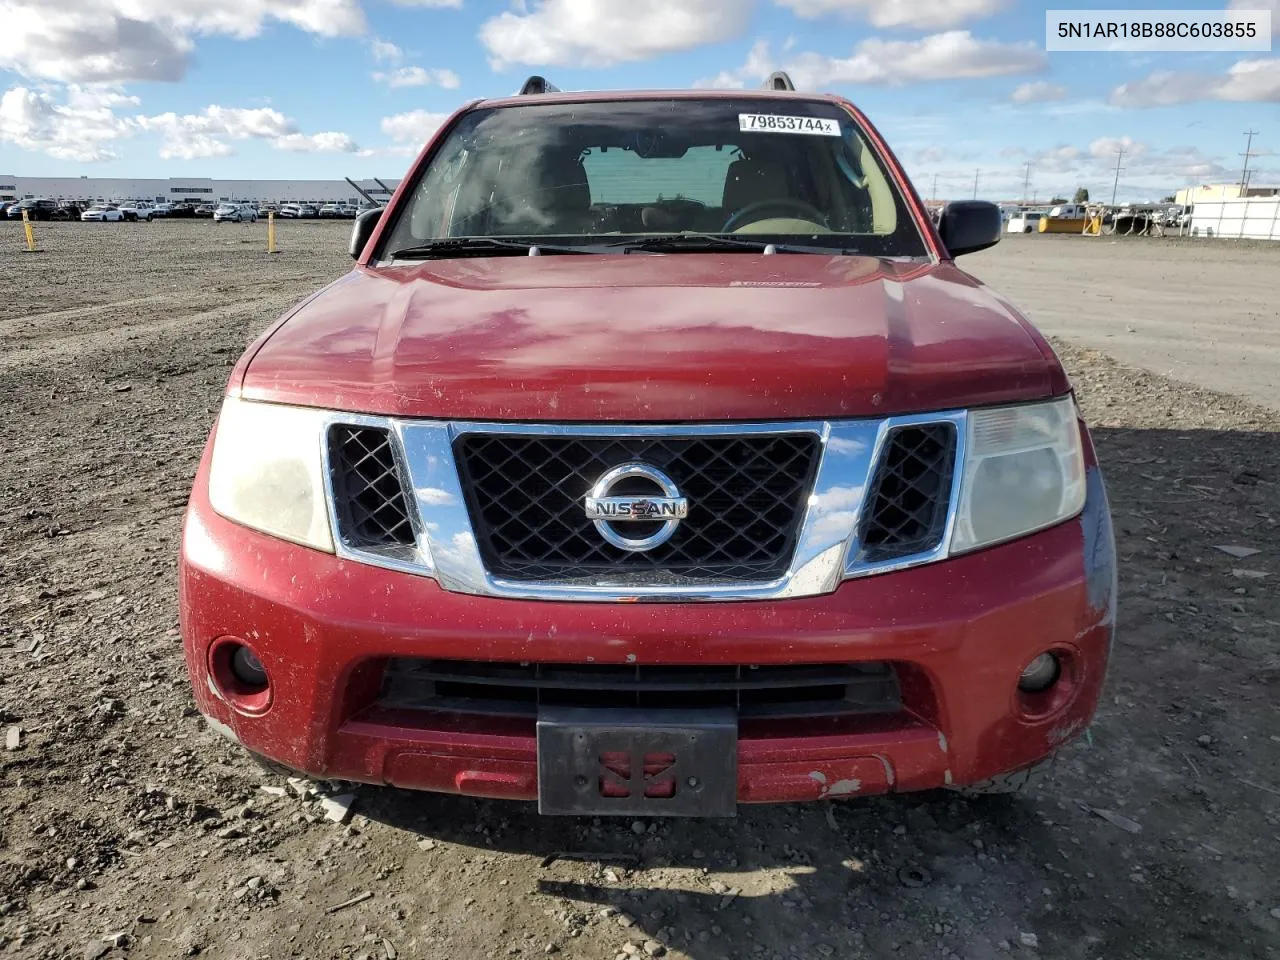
<box><xmin>180</xmin><ymin>75</ymin><xmax>1115</xmax><ymax>816</ymax></box>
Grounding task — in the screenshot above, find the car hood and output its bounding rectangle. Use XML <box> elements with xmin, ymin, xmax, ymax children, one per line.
<box><xmin>239</xmin><ymin>254</ymin><xmax>1065</xmax><ymax>421</ymax></box>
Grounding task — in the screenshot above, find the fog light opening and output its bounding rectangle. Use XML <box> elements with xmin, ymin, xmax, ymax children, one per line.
<box><xmin>231</xmin><ymin>645</ymin><xmax>268</xmax><ymax>689</ymax></box>
<box><xmin>1018</xmin><ymin>652</ymin><xmax>1060</xmax><ymax>693</ymax></box>
<box><xmin>208</xmin><ymin>637</ymin><xmax>273</xmax><ymax>715</ymax></box>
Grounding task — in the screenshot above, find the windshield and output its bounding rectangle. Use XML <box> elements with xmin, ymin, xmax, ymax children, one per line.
<box><xmin>378</xmin><ymin>98</ymin><xmax>928</xmax><ymax>258</ymax></box>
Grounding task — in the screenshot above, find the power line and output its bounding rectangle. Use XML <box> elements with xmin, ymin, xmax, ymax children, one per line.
<box><xmin>1240</xmin><ymin>129</ymin><xmax>1260</xmax><ymax>193</ymax></box>
<box><xmin>972</xmin><ymin>168</ymin><xmax>980</xmax><ymax>200</ymax></box>
<box><xmin>1022</xmin><ymin>162</ymin><xmax>1032</xmax><ymax>204</ymax></box>
<box><xmin>1109</xmin><ymin>148</ymin><xmax>1126</xmax><ymax>207</ymax></box>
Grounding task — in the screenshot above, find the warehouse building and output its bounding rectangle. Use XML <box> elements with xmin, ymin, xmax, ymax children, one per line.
<box><xmin>0</xmin><ymin>176</ymin><xmax>402</xmax><ymax>205</ymax></box>
<box><xmin>1175</xmin><ymin>182</ymin><xmax>1280</xmax><ymax>206</ymax></box>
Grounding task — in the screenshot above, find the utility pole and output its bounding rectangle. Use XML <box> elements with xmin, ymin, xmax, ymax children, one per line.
<box><xmin>972</xmin><ymin>168</ymin><xmax>980</xmax><ymax>200</ymax></box>
<box><xmin>1109</xmin><ymin>148</ymin><xmax>1126</xmax><ymax>208</ymax></box>
<box><xmin>1022</xmin><ymin>162</ymin><xmax>1032</xmax><ymax>204</ymax></box>
<box><xmin>931</xmin><ymin>173</ymin><xmax>938</xmax><ymax>203</ymax></box>
<box><xmin>1240</xmin><ymin>129</ymin><xmax>1259</xmax><ymax>193</ymax></box>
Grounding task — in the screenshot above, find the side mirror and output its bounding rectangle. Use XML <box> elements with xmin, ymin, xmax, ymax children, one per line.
<box><xmin>937</xmin><ymin>200</ymin><xmax>1003</xmax><ymax>257</ymax></box>
<box><xmin>350</xmin><ymin>207</ymin><xmax>383</xmax><ymax>260</ymax></box>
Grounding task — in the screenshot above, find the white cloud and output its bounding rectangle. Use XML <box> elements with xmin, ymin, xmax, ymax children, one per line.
<box><xmin>137</xmin><ymin>105</ymin><xmax>291</xmax><ymax>158</ymax></box>
<box><xmin>1011</xmin><ymin>81</ymin><xmax>1067</xmax><ymax>104</ymax></box>
<box><xmin>792</xmin><ymin>31</ymin><xmax>1044</xmax><ymax>86</ymax></box>
<box><xmin>702</xmin><ymin>32</ymin><xmax>1045</xmax><ymax>90</ymax></box>
<box><xmin>157</xmin><ymin>133</ymin><xmax>235</xmax><ymax>160</ymax></box>
<box><xmin>372</xmin><ymin>66</ymin><xmax>462</xmax><ymax>88</ymax></box>
<box><xmin>775</xmin><ymin>0</ymin><xmax>1009</xmax><ymax>29</ymax></box>
<box><xmin>370</xmin><ymin>38</ymin><xmax>404</xmax><ymax>62</ymax></box>
<box><xmin>275</xmin><ymin>131</ymin><xmax>360</xmax><ymax>152</ymax></box>
<box><xmin>381</xmin><ymin>110</ymin><xmax>451</xmax><ymax>145</ymax></box>
<box><xmin>391</xmin><ymin>0</ymin><xmax>462</xmax><ymax>6</ymax></box>
<box><xmin>480</xmin><ymin>0</ymin><xmax>752</xmax><ymax>68</ymax></box>
<box><xmin>1228</xmin><ymin>0</ymin><xmax>1279</xmax><ymax>37</ymax></box>
<box><xmin>1110</xmin><ymin>58</ymin><xmax>1280</xmax><ymax>107</ymax></box>
<box><xmin>0</xmin><ymin>6</ymin><xmax>192</xmax><ymax>83</ymax></box>
<box><xmin>136</xmin><ymin>104</ymin><xmax>359</xmax><ymax>159</ymax></box>
<box><xmin>0</xmin><ymin>84</ymin><xmax>138</xmax><ymax>161</ymax></box>
<box><xmin>1089</xmin><ymin>136</ymin><xmax>1146</xmax><ymax>160</ymax></box>
<box><xmin>0</xmin><ymin>0</ymin><xmax>365</xmax><ymax>84</ymax></box>
<box><xmin>693</xmin><ymin>39</ymin><xmax>774</xmax><ymax>89</ymax></box>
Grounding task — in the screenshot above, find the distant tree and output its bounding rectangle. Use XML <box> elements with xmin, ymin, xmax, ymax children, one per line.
<box><xmin>1073</xmin><ymin>187</ymin><xmax>1090</xmax><ymax>203</ymax></box>
<box><xmin>1161</xmin><ymin>194</ymin><xmax>1176</xmax><ymax>203</ymax></box>
<box><xmin>1049</xmin><ymin>196</ymin><xmax>1068</xmax><ymax>204</ymax></box>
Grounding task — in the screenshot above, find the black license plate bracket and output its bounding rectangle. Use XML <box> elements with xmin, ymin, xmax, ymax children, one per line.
<box><xmin>537</xmin><ymin>707</ymin><xmax>737</xmax><ymax>817</ymax></box>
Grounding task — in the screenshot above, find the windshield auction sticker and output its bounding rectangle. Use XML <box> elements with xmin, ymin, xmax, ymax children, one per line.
<box><xmin>739</xmin><ymin>114</ymin><xmax>841</xmax><ymax>136</ymax></box>
<box><xmin>1046</xmin><ymin>9</ymin><xmax>1271</xmax><ymax>51</ymax></box>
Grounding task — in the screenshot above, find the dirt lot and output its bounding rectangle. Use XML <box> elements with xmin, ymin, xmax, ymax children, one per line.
<box><xmin>1</xmin><ymin>221</ymin><xmax>1278</xmax><ymax>960</ymax></box>
<box><xmin>968</xmin><ymin>234</ymin><xmax>1280</xmax><ymax>413</ymax></box>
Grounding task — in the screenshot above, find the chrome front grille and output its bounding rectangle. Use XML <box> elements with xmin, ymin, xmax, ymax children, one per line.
<box><xmin>320</xmin><ymin>413</ymin><xmax>967</xmax><ymax>602</ymax></box>
<box><xmin>453</xmin><ymin>433</ymin><xmax>822</xmax><ymax>584</ymax></box>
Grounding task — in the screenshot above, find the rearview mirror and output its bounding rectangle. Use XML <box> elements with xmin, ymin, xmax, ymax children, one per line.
<box><xmin>937</xmin><ymin>200</ymin><xmax>1002</xmax><ymax>257</ymax></box>
<box><xmin>350</xmin><ymin>207</ymin><xmax>383</xmax><ymax>260</ymax></box>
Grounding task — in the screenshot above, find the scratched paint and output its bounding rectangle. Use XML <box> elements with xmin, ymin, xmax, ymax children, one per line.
<box><xmin>1081</xmin><ymin>466</ymin><xmax>1118</xmax><ymax>618</ymax></box>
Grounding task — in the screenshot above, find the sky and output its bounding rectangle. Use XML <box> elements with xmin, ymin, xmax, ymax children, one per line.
<box><xmin>1</xmin><ymin>0</ymin><xmax>1277</xmax><ymax>202</ymax></box>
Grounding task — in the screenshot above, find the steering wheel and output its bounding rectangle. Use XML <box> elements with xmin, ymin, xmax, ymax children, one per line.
<box><xmin>722</xmin><ymin>198</ymin><xmax>828</xmax><ymax>232</ymax></box>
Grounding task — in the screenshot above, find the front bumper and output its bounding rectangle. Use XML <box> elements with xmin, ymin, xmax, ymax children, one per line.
<box><xmin>179</xmin><ymin>432</ymin><xmax>1116</xmax><ymax>807</ymax></box>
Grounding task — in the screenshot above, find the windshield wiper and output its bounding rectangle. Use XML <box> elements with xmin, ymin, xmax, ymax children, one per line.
<box><xmin>390</xmin><ymin>238</ymin><xmax>592</xmax><ymax>259</ymax></box>
<box><xmin>612</xmin><ymin>234</ymin><xmax>842</xmax><ymax>255</ymax></box>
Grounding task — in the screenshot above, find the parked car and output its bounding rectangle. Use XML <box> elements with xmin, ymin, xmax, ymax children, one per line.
<box><xmin>80</xmin><ymin>203</ymin><xmax>124</xmax><ymax>222</ymax></box>
<box><xmin>118</xmin><ymin>202</ymin><xmax>154</xmax><ymax>222</ymax></box>
<box><xmin>194</xmin><ymin>204</ymin><xmax>217</xmax><ymax>218</ymax></box>
<box><xmin>152</xmin><ymin>203</ymin><xmax>174</xmax><ymax>217</ymax></box>
<box><xmin>181</xmin><ymin>74</ymin><xmax>1115</xmax><ymax>815</ymax></box>
<box><xmin>1007</xmin><ymin>211</ymin><xmax>1044</xmax><ymax>233</ymax></box>
<box><xmin>7</xmin><ymin>198</ymin><xmax>59</xmax><ymax>220</ymax></box>
<box><xmin>1047</xmin><ymin>203</ymin><xmax>1086</xmax><ymax>219</ymax></box>
<box><xmin>213</xmin><ymin>203</ymin><xmax>258</xmax><ymax>224</ymax></box>
<box><xmin>298</xmin><ymin>204</ymin><xmax>319</xmax><ymax>219</ymax></box>
<box><xmin>318</xmin><ymin>203</ymin><xmax>344</xmax><ymax>218</ymax></box>
<box><xmin>168</xmin><ymin>203</ymin><xmax>198</xmax><ymax>218</ymax></box>
<box><xmin>277</xmin><ymin>204</ymin><xmax>301</xmax><ymax>219</ymax></box>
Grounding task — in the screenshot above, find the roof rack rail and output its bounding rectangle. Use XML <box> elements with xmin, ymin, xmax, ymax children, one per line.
<box><xmin>763</xmin><ymin>71</ymin><xmax>796</xmax><ymax>91</ymax></box>
<box><xmin>519</xmin><ymin>75</ymin><xmax>561</xmax><ymax>95</ymax></box>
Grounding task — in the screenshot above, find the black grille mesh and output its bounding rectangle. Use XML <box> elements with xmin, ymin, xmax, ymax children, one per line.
<box><xmin>858</xmin><ymin>423</ymin><xmax>957</xmax><ymax>562</ymax></box>
<box><xmin>454</xmin><ymin>434</ymin><xmax>822</xmax><ymax>583</ymax></box>
<box><xmin>380</xmin><ymin>659</ymin><xmax>902</xmax><ymax>720</ymax></box>
<box><xmin>329</xmin><ymin>426</ymin><xmax>415</xmax><ymax>549</ymax></box>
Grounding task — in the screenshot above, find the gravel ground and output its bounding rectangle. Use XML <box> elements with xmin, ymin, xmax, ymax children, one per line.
<box><xmin>1</xmin><ymin>221</ymin><xmax>1278</xmax><ymax>960</ymax></box>
<box><xmin>967</xmin><ymin>233</ymin><xmax>1280</xmax><ymax>413</ymax></box>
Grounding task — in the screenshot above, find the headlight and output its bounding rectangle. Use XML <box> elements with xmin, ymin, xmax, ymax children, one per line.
<box><xmin>207</xmin><ymin>397</ymin><xmax>334</xmax><ymax>551</ymax></box>
<box><xmin>950</xmin><ymin>396</ymin><xmax>1085</xmax><ymax>554</ymax></box>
